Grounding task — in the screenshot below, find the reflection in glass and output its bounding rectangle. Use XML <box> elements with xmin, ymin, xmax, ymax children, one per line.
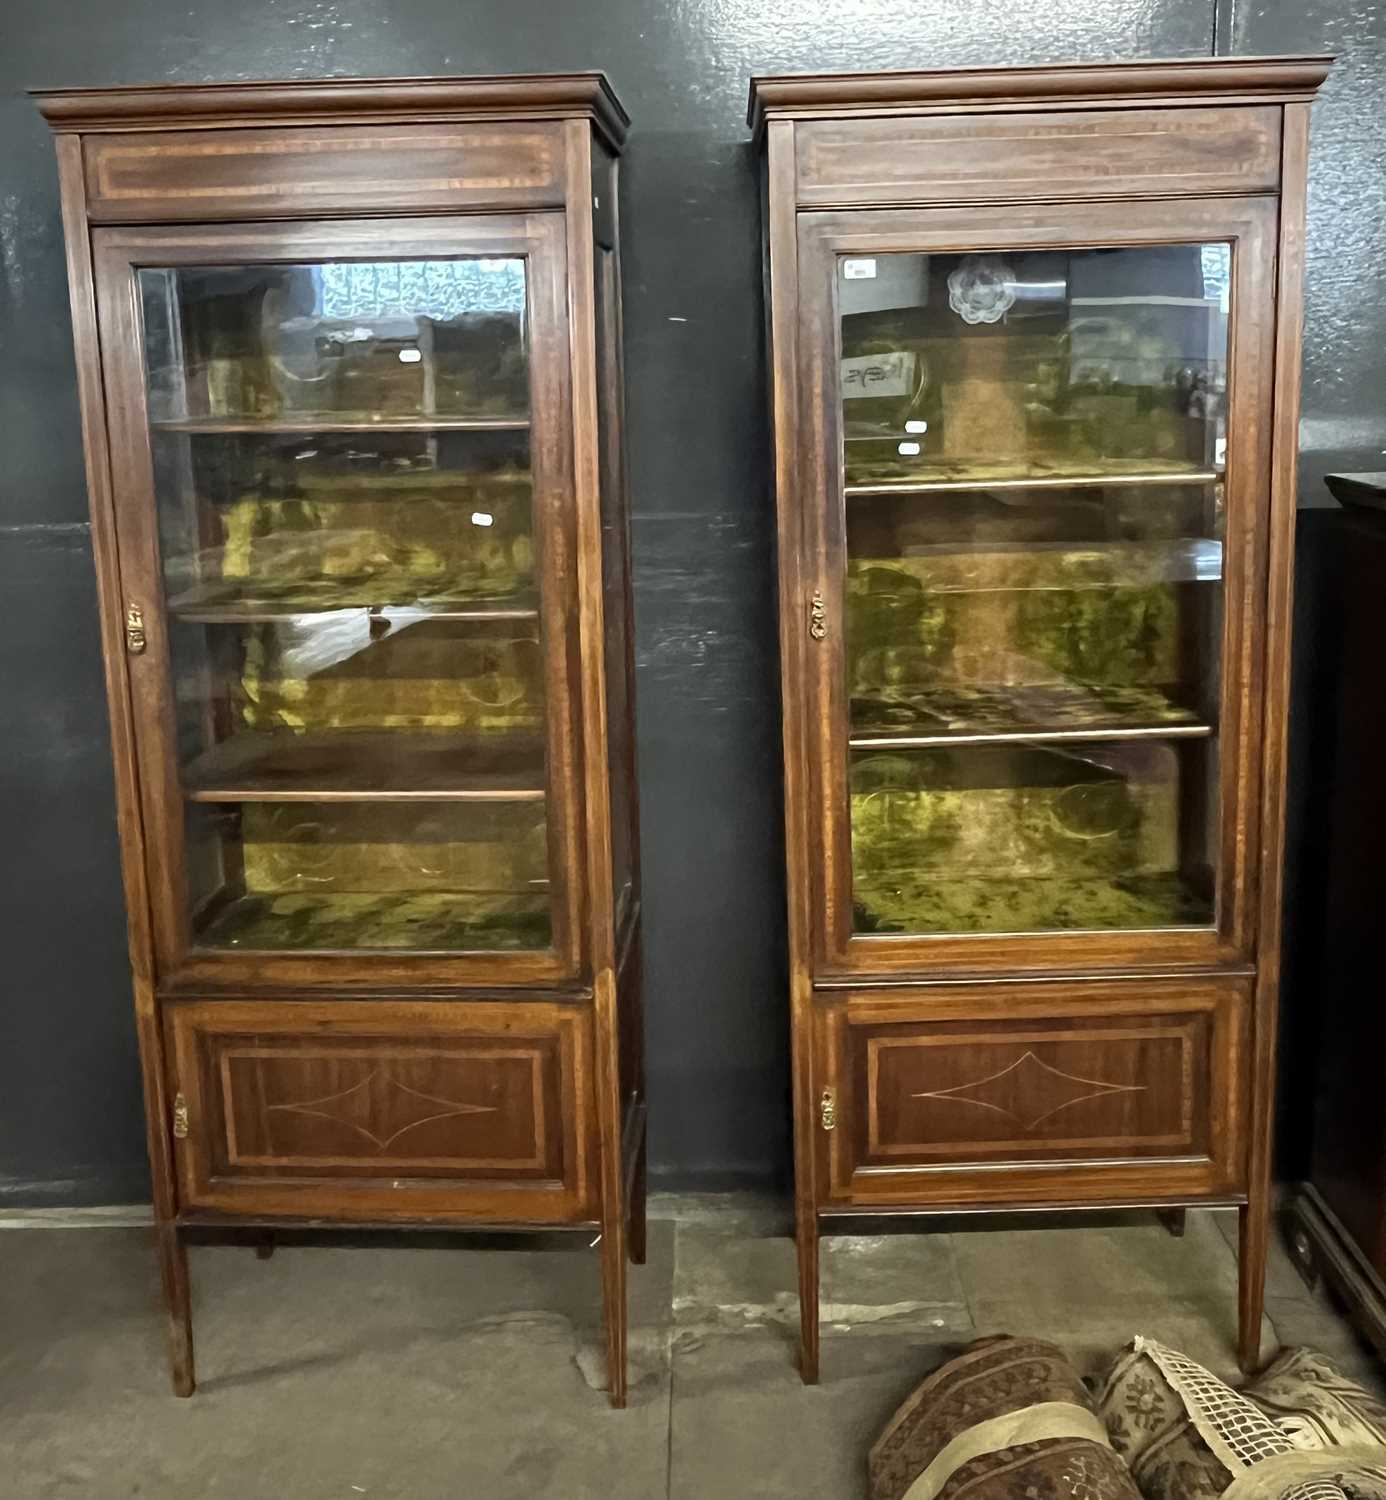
<box><xmin>139</xmin><ymin>257</ymin><xmax>554</xmax><ymax>953</ymax></box>
<box><xmin>840</xmin><ymin>245</ymin><xmax>1228</xmax><ymax>936</ymax></box>
<box><xmin>187</xmin><ymin>801</ymin><xmax>551</xmax><ymax>951</ymax></box>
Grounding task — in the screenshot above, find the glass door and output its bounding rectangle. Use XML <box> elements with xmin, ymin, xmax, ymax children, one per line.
<box><xmin>94</xmin><ymin>215</ymin><xmax>582</xmax><ymax>985</ymax></box>
<box><xmin>797</xmin><ymin>199</ymin><xmax>1276</xmax><ymax>974</ymax></box>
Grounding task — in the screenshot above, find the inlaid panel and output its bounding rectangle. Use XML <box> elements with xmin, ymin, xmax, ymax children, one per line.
<box><xmin>83</xmin><ymin>122</ymin><xmax>564</xmax><ymax>222</ymax></box>
<box><xmin>865</xmin><ymin>1022</ymin><xmax>1199</xmax><ymax>1159</ymax></box>
<box><xmin>220</xmin><ymin>1043</ymin><xmax>553</xmax><ymax>1173</ymax></box>
<box><xmin>817</xmin><ymin>976</ymin><xmax>1249</xmax><ymax>1208</ymax></box>
<box><xmin>165</xmin><ymin>998</ymin><xmax>593</xmax><ymax>1221</ymax></box>
<box><xmin>793</xmin><ymin>106</ymin><xmax>1281</xmax><ymax>208</ymax></box>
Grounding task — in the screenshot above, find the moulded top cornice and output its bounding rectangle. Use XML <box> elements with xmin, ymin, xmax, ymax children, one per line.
<box><xmin>32</xmin><ymin>71</ymin><xmax>630</xmax><ymax>151</ymax></box>
<box><xmin>747</xmin><ymin>54</ymin><xmax>1333</xmax><ymax>137</ymax></box>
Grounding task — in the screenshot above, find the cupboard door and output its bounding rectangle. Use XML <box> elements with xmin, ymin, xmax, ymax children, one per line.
<box><xmin>815</xmin><ymin>977</ymin><xmax>1249</xmax><ymax>1208</ymax></box>
<box><xmin>92</xmin><ymin>214</ymin><xmax>585</xmax><ymax>988</ymax></box>
<box><xmin>795</xmin><ymin>198</ymin><xmax>1276</xmax><ymax>977</ymax></box>
<box><xmin>165</xmin><ymin>999</ymin><xmax>594</xmax><ymax>1221</ymax></box>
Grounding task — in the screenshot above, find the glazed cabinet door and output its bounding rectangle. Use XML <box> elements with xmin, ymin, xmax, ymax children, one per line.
<box><xmin>92</xmin><ymin>214</ymin><xmax>585</xmax><ymax>989</ymax></box>
<box><xmin>165</xmin><ymin>998</ymin><xmax>594</xmax><ymax>1221</ymax></box>
<box><xmin>796</xmin><ymin>198</ymin><xmax>1277</xmax><ymax>978</ymax></box>
<box><xmin>814</xmin><ymin>977</ymin><xmax>1250</xmax><ymax>1209</ymax></box>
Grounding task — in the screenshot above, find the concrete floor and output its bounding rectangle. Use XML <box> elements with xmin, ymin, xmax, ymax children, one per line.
<box><xmin>1</xmin><ymin>1197</ymin><xmax>1381</xmax><ymax>1499</ymax></box>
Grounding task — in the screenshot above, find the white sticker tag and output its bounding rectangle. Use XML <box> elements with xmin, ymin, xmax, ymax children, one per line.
<box><xmin>897</xmin><ymin>441</ymin><xmax>922</xmax><ymax>457</ymax></box>
<box><xmin>842</xmin><ymin>351</ymin><xmax>916</xmax><ymax>400</ymax></box>
<box><xmin>842</xmin><ymin>258</ymin><xmax>877</xmax><ymax>280</ymax></box>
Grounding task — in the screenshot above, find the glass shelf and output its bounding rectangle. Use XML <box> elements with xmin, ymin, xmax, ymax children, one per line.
<box><xmin>167</xmin><ymin>585</ymin><xmax>541</xmax><ymax>620</ymax></box>
<box><xmin>182</xmin><ymin>730</ymin><xmax>546</xmax><ymax>802</ymax></box>
<box><xmin>846</xmin><ymin>464</ymin><xmax>1221</xmax><ymax>496</ymax></box>
<box><xmin>152</xmin><ymin>415</ymin><xmax>530</xmax><ymax>434</ymax></box>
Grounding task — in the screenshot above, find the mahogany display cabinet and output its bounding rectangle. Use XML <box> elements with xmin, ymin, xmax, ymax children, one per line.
<box><xmin>35</xmin><ymin>74</ymin><xmax>644</xmax><ymax>1406</ymax></box>
<box><xmin>750</xmin><ymin>55</ymin><xmax>1329</xmax><ymax>1382</ymax></box>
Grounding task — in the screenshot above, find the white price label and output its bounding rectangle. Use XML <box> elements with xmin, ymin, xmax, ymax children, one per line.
<box><xmin>841</xmin><ymin>351</ymin><xmax>916</xmax><ymax>400</ymax></box>
<box><xmin>842</xmin><ymin>258</ymin><xmax>877</xmax><ymax>280</ymax></box>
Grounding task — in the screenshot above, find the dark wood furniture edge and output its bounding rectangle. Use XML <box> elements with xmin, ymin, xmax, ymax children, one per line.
<box><xmin>820</xmin><ymin>1194</ymin><xmax>1246</xmax><ymax>1219</ymax></box>
<box><xmin>810</xmin><ymin>962</ymin><xmax>1257</xmax><ymax>990</ymax></box>
<box><xmin>177</xmin><ymin>1212</ymin><xmax>604</xmax><ymax>1232</ymax></box>
<box><xmin>748</xmin><ymin>55</ymin><xmax>1333</xmax><ymax>135</ymax></box>
<box><xmin>621</xmin><ymin>1095</ymin><xmax>647</xmax><ymax>1208</ymax></box>
<box><xmin>33</xmin><ymin>72</ymin><xmax>629</xmax><ymax>151</ymax></box>
<box><xmin>1285</xmin><ymin>1184</ymin><xmax>1386</xmax><ymax>1363</ymax></box>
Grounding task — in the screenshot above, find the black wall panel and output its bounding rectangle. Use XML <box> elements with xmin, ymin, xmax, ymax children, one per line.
<box><xmin>1</xmin><ymin>0</ymin><xmax>1380</xmax><ymax>1200</ymax></box>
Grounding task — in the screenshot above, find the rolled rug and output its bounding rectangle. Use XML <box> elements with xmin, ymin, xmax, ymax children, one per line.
<box><xmin>1097</xmin><ymin>1336</ymin><xmax>1386</xmax><ymax>1500</ymax></box>
<box><xmin>869</xmin><ymin>1335</ymin><xmax>1142</xmax><ymax>1500</ymax></box>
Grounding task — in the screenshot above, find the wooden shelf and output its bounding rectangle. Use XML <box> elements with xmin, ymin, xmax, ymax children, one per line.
<box><xmin>152</xmin><ymin>415</ymin><xmax>530</xmax><ymax>435</ymax></box>
<box><xmin>845</xmin><ymin>468</ymin><xmax>1221</xmax><ymax>497</ymax></box>
<box><xmin>168</xmin><ymin>591</ymin><xmax>540</xmax><ymax>624</ymax></box>
<box><xmin>182</xmin><ymin>731</ymin><xmax>547</xmax><ymax>802</ymax></box>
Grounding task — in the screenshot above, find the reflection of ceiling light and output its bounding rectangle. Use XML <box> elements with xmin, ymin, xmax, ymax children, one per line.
<box><xmin>897</xmin><ymin>441</ymin><xmax>921</xmax><ymax>457</ymax></box>
<box><xmin>904</xmin><ymin>419</ymin><xmax>928</xmax><ymax>434</ymax></box>
<box><xmin>398</xmin><ymin>348</ymin><xmax>422</xmax><ymax>363</ymax></box>
<box><xmin>471</xmin><ymin>512</ymin><xmax>494</xmax><ymax>527</ymax></box>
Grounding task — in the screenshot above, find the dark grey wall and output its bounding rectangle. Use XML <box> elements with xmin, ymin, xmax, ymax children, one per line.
<box><xmin>2</xmin><ymin>1</ymin><xmax>1383</xmax><ymax>1203</ymax></box>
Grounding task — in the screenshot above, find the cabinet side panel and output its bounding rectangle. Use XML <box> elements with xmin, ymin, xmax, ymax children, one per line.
<box><xmin>592</xmin><ymin>155</ymin><xmax>638</xmax><ymax>926</ymax></box>
<box><xmin>1247</xmin><ymin>100</ymin><xmax>1311</xmax><ymax>1254</ymax></box>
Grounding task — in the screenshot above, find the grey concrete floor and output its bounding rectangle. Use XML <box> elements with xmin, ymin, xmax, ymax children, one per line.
<box><xmin>0</xmin><ymin>1197</ymin><xmax>1381</xmax><ymax>1499</ymax></box>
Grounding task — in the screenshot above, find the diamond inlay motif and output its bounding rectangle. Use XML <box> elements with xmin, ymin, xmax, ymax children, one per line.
<box><xmin>266</xmin><ymin>1067</ymin><xmax>496</xmax><ymax>1153</ymax></box>
<box><xmin>912</xmin><ymin>1050</ymin><xmax>1145</xmax><ymax>1132</ymax></box>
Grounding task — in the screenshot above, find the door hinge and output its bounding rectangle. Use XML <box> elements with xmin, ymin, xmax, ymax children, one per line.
<box><xmin>125</xmin><ymin>602</ymin><xmax>146</xmax><ymax>655</ymax></box>
<box><xmin>809</xmin><ymin>590</ymin><xmax>827</xmax><ymax>640</ymax></box>
<box><xmin>819</xmin><ymin>1088</ymin><xmax>836</xmax><ymax>1131</ymax></box>
<box><xmin>171</xmin><ymin>1092</ymin><xmax>189</xmax><ymax>1140</ymax></box>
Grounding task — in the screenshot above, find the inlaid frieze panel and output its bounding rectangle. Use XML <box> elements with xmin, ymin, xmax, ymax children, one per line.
<box><xmin>83</xmin><ymin>123</ymin><xmax>565</xmax><ymax>221</ymax></box>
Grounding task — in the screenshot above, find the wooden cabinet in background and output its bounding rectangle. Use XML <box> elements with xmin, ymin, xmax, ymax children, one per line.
<box><xmin>36</xmin><ymin>73</ymin><xmax>644</xmax><ymax>1406</ymax></box>
<box><xmin>751</xmin><ymin>55</ymin><xmax>1329</xmax><ymax>1382</ymax></box>
<box><xmin>1286</xmin><ymin>477</ymin><xmax>1386</xmax><ymax>1361</ymax></box>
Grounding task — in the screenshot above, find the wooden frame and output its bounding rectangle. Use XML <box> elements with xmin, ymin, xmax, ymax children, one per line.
<box><xmin>36</xmin><ymin>74</ymin><xmax>643</xmax><ymax>1408</ymax></box>
<box><xmin>752</xmin><ymin>55</ymin><xmax>1330</xmax><ymax>1385</ymax></box>
<box><xmin>795</xmin><ymin>197</ymin><xmax>1276</xmax><ymax>980</ymax></box>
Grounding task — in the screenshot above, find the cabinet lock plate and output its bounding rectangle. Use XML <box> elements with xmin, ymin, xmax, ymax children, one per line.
<box><xmin>809</xmin><ymin>590</ymin><xmax>827</xmax><ymax>640</ymax></box>
<box><xmin>125</xmin><ymin>602</ymin><xmax>146</xmax><ymax>655</ymax></box>
<box><xmin>171</xmin><ymin>1092</ymin><xmax>189</xmax><ymax>1140</ymax></box>
<box><xmin>820</xmin><ymin>1088</ymin><xmax>836</xmax><ymax>1131</ymax></box>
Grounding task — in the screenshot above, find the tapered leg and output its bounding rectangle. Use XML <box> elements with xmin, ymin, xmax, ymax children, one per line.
<box><xmin>628</xmin><ymin>1123</ymin><xmax>647</xmax><ymax>1267</ymax></box>
<box><xmin>255</xmin><ymin>1231</ymin><xmax>276</xmax><ymax>1261</ymax></box>
<box><xmin>156</xmin><ymin>1222</ymin><xmax>195</xmax><ymax>1397</ymax></box>
<box><xmin>1157</xmin><ymin>1208</ymin><xmax>1188</xmax><ymax>1239</ymax></box>
<box><xmin>797</xmin><ymin>1214</ymin><xmax>820</xmax><ymax>1384</ymax></box>
<box><xmin>601</xmin><ymin>1213</ymin><xmax>629</xmax><ymax>1408</ymax></box>
<box><xmin>1238</xmin><ymin>1197</ymin><xmax>1269</xmax><ymax>1374</ymax></box>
